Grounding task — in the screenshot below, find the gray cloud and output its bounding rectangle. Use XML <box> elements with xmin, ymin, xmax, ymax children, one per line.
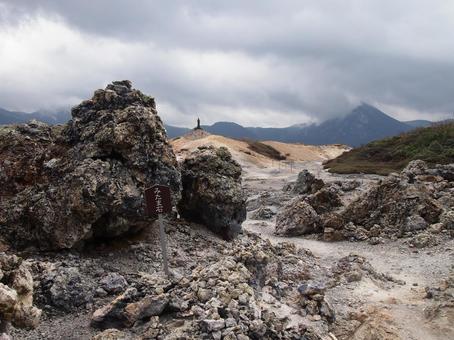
<box><xmin>0</xmin><ymin>0</ymin><xmax>453</xmax><ymax>126</ymax></box>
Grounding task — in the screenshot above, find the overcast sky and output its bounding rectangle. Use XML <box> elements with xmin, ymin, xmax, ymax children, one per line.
<box><xmin>0</xmin><ymin>1</ymin><xmax>453</xmax><ymax>127</ymax></box>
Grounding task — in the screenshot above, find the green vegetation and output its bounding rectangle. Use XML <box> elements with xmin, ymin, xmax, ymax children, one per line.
<box><xmin>243</xmin><ymin>139</ymin><xmax>286</xmax><ymax>160</ymax></box>
<box><xmin>324</xmin><ymin>122</ymin><xmax>454</xmax><ymax>175</ymax></box>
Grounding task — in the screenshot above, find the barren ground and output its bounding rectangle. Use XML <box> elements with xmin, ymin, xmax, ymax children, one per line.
<box><xmin>243</xmin><ymin>160</ymin><xmax>454</xmax><ymax>340</ymax></box>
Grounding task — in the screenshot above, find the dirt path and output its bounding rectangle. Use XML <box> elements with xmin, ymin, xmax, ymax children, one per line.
<box><xmin>242</xmin><ymin>161</ymin><xmax>454</xmax><ymax>340</ymax></box>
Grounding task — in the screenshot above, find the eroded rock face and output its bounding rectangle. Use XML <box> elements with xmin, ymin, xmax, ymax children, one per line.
<box><xmin>178</xmin><ymin>146</ymin><xmax>246</xmax><ymax>240</ymax></box>
<box><xmin>341</xmin><ymin>175</ymin><xmax>442</xmax><ymax>233</ymax></box>
<box><xmin>0</xmin><ymin>81</ymin><xmax>181</xmax><ymax>250</ymax></box>
<box><xmin>0</xmin><ymin>254</ymin><xmax>41</xmax><ymax>336</ymax></box>
<box><xmin>275</xmin><ymin>198</ymin><xmax>321</xmax><ymax>236</ymax></box>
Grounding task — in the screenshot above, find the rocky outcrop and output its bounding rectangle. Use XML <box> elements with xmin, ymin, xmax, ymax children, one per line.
<box><xmin>341</xmin><ymin>174</ymin><xmax>442</xmax><ymax>235</ymax></box>
<box><xmin>275</xmin><ymin>198</ymin><xmax>321</xmax><ymax>236</ymax></box>
<box><xmin>178</xmin><ymin>146</ymin><xmax>246</xmax><ymax>240</ymax></box>
<box><xmin>0</xmin><ymin>254</ymin><xmax>41</xmax><ymax>338</ymax></box>
<box><xmin>0</xmin><ymin>81</ymin><xmax>181</xmax><ymax>250</ymax></box>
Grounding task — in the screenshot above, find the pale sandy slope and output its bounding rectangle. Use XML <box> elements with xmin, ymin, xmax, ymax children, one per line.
<box><xmin>171</xmin><ymin>130</ymin><xmax>349</xmax><ymax>168</ymax></box>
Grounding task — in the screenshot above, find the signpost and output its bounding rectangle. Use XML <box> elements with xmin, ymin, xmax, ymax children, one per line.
<box><xmin>145</xmin><ymin>185</ymin><xmax>172</xmax><ymax>277</ymax></box>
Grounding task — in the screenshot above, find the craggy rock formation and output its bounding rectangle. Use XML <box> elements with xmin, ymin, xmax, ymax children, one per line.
<box><xmin>275</xmin><ymin>160</ymin><xmax>453</xmax><ymax>242</ymax></box>
<box><xmin>275</xmin><ymin>198</ymin><xmax>321</xmax><ymax>236</ymax></box>
<box><xmin>0</xmin><ymin>254</ymin><xmax>41</xmax><ymax>338</ymax></box>
<box><xmin>0</xmin><ymin>81</ymin><xmax>181</xmax><ymax>250</ymax></box>
<box><xmin>331</xmin><ymin>160</ymin><xmax>452</xmax><ymax>241</ymax></box>
<box><xmin>291</xmin><ymin>169</ymin><xmax>325</xmax><ymax>195</ymax></box>
<box><xmin>178</xmin><ymin>146</ymin><xmax>246</xmax><ymax>240</ymax></box>
<box><xmin>341</xmin><ymin>173</ymin><xmax>442</xmax><ymax>235</ymax></box>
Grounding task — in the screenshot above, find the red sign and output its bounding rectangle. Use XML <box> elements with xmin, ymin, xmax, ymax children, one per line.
<box><xmin>145</xmin><ymin>185</ymin><xmax>172</xmax><ymax>216</ymax></box>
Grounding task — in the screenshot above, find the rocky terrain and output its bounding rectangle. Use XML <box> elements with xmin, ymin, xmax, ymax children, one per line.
<box><xmin>245</xmin><ymin>160</ymin><xmax>454</xmax><ymax>339</ymax></box>
<box><xmin>0</xmin><ymin>81</ymin><xmax>453</xmax><ymax>340</ymax></box>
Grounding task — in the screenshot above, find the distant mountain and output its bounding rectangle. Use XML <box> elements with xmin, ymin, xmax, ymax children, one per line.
<box><xmin>164</xmin><ymin>124</ymin><xmax>190</xmax><ymax>138</ymax></box>
<box><xmin>165</xmin><ymin>104</ymin><xmax>425</xmax><ymax>146</ymax></box>
<box><xmin>0</xmin><ymin>107</ymin><xmax>70</xmax><ymax>125</ymax></box>
<box><xmin>297</xmin><ymin>103</ymin><xmax>414</xmax><ymax>146</ymax></box>
<box><xmin>403</xmin><ymin>120</ymin><xmax>433</xmax><ymax>128</ymax></box>
<box><xmin>202</xmin><ymin>122</ymin><xmax>257</xmax><ymax>139</ymax></box>
<box><xmin>2</xmin><ymin>104</ymin><xmax>435</xmax><ymax>147</ymax></box>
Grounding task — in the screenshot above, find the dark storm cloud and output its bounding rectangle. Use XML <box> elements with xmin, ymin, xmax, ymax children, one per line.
<box><xmin>0</xmin><ymin>0</ymin><xmax>453</xmax><ymax>126</ymax></box>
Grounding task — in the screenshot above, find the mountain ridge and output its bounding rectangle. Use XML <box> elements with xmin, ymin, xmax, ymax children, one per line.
<box><xmin>168</xmin><ymin>104</ymin><xmax>432</xmax><ymax>146</ymax></box>
<box><xmin>0</xmin><ymin>104</ymin><xmax>434</xmax><ymax>147</ymax></box>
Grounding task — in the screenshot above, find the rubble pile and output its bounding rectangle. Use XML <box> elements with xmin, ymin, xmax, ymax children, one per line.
<box><xmin>88</xmin><ymin>232</ymin><xmax>330</xmax><ymax>339</ymax></box>
<box><xmin>0</xmin><ymin>81</ymin><xmax>181</xmax><ymax>250</ymax></box>
<box><xmin>179</xmin><ymin>146</ymin><xmax>247</xmax><ymax>240</ymax></box>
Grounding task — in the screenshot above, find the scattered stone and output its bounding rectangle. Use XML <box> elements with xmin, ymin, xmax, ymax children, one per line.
<box><xmin>409</xmin><ymin>233</ymin><xmax>438</xmax><ymax>248</ymax></box>
<box><xmin>91</xmin><ymin>288</ymin><xmax>138</xmax><ymax>329</ymax></box>
<box><xmin>100</xmin><ymin>273</ymin><xmax>128</xmax><ymax>295</ymax></box>
<box><xmin>123</xmin><ymin>294</ymin><xmax>169</xmax><ymax>327</ymax></box>
<box><xmin>92</xmin><ymin>328</ymin><xmax>133</xmax><ymax>340</ymax></box>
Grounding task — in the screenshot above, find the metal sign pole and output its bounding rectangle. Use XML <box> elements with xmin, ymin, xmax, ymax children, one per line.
<box><xmin>158</xmin><ymin>214</ymin><xmax>169</xmax><ymax>277</ymax></box>
<box><xmin>145</xmin><ymin>184</ymin><xmax>172</xmax><ymax>279</ymax></box>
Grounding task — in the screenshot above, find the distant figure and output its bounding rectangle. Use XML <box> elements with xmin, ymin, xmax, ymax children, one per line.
<box><xmin>195</xmin><ymin>117</ymin><xmax>202</xmax><ymax>130</ymax></box>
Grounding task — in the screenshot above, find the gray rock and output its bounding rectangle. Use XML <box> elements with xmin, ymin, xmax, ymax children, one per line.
<box><xmin>178</xmin><ymin>146</ymin><xmax>246</xmax><ymax>240</ymax></box>
<box><xmin>440</xmin><ymin>210</ymin><xmax>454</xmax><ymax>230</ymax></box>
<box><xmin>100</xmin><ymin>273</ymin><xmax>128</xmax><ymax>294</ymax></box>
<box><xmin>200</xmin><ymin>319</ymin><xmax>225</xmax><ymax>332</ymax></box>
<box><xmin>297</xmin><ymin>282</ymin><xmax>326</xmax><ymax>297</ymax></box>
<box><xmin>275</xmin><ymin>198</ymin><xmax>321</xmax><ymax>236</ymax></box>
<box><xmin>42</xmin><ymin>266</ymin><xmax>93</xmax><ymax>312</ymax></box>
<box><xmin>250</xmin><ymin>206</ymin><xmax>276</xmax><ymax>220</ymax></box>
<box><xmin>402</xmin><ymin>160</ymin><xmax>428</xmax><ymax>180</ymax></box>
<box><xmin>292</xmin><ymin>170</ymin><xmax>324</xmax><ymax>195</ymax></box>
<box><xmin>403</xmin><ymin>215</ymin><xmax>429</xmax><ymax>232</ymax></box>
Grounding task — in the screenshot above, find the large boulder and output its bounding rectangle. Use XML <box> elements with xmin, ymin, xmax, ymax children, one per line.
<box><xmin>0</xmin><ymin>254</ymin><xmax>41</xmax><ymax>337</ymax></box>
<box><xmin>291</xmin><ymin>170</ymin><xmax>324</xmax><ymax>195</ymax></box>
<box><xmin>0</xmin><ymin>81</ymin><xmax>181</xmax><ymax>250</ymax></box>
<box><xmin>275</xmin><ymin>198</ymin><xmax>321</xmax><ymax>236</ymax></box>
<box><xmin>178</xmin><ymin>146</ymin><xmax>246</xmax><ymax>240</ymax></box>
